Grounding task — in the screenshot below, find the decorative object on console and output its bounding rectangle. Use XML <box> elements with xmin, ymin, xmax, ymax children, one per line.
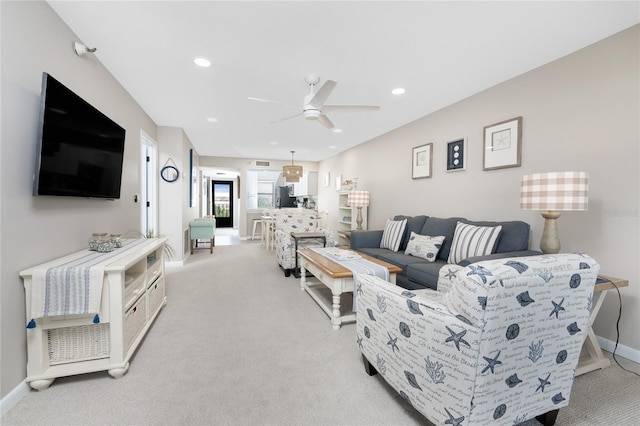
<box><xmin>412</xmin><ymin>143</ymin><xmax>433</xmax><ymax>179</ymax></box>
<box><xmin>446</xmin><ymin>138</ymin><xmax>466</xmax><ymax>171</ymax></box>
<box><xmin>347</xmin><ymin>190</ymin><xmax>369</xmax><ymax>230</ymax></box>
<box><xmin>520</xmin><ymin>171</ymin><xmax>589</xmax><ymax>254</ymax></box>
<box><xmin>283</xmin><ymin>150</ymin><xmax>303</xmax><ymax>183</ymax></box>
<box><xmin>483</xmin><ymin>116</ymin><xmax>522</xmax><ymax>170</ymax></box>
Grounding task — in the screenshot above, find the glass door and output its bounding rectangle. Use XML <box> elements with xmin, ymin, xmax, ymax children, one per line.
<box><xmin>212</xmin><ymin>180</ymin><xmax>233</xmax><ymax>228</ymax></box>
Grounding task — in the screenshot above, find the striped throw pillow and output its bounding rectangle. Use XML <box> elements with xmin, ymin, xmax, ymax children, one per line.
<box><xmin>447</xmin><ymin>222</ymin><xmax>502</xmax><ymax>264</ymax></box>
<box><xmin>380</xmin><ymin>219</ymin><xmax>407</xmax><ymax>252</ymax></box>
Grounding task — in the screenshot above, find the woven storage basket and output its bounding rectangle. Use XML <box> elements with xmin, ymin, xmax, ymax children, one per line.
<box><xmin>147</xmin><ymin>277</ymin><xmax>165</xmax><ymax>316</ymax></box>
<box><xmin>125</xmin><ymin>296</ymin><xmax>147</xmax><ymax>350</ymax></box>
<box><xmin>48</xmin><ymin>323</ymin><xmax>110</xmax><ymax>365</ymax></box>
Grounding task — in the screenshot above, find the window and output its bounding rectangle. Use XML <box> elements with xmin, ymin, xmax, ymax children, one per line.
<box><xmin>246</xmin><ymin>170</ymin><xmax>279</xmax><ymax>209</ymax></box>
<box><xmin>257</xmin><ymin>180</ymin><xmax>274</xmax><ymax>208</ymax></box>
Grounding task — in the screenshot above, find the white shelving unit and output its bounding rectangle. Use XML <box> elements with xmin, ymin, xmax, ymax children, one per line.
<box><xmin>20</xmin><ymin>238</ymin><xmax>167</xmax><ymax>390</ymax></box>
<box><xmin>337</xmin><ymin>190</ymin><xmax>367</xmax><ymax>245</ymax></box>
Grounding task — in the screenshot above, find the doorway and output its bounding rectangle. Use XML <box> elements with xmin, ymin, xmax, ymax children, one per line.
<box><xmin>212</xmin><ymin>180</ymin><xmax>233</xmax><ymax>228</ymax></box>
<box><xmin>140</xmin><ymin>133</ymin><xmax>158</xmax><ymax>235</ymax></box>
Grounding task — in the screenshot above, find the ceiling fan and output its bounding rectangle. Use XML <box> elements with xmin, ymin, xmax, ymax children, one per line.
<box><xmin>248</xmin><ymin>74</ymin><xmax>380</xmax><ymax>129</ymax></box>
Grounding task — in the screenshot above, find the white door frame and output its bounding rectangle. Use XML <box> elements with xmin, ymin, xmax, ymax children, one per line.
<box><xmin>140</xmin><ymin>131</ymin><xmax>158</xmax><ymax>235</ymax></box>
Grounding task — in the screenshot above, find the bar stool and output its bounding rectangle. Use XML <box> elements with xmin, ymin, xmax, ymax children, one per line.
<box><xmin>262</xmin><ymin>216</ymin><xmax>276</xmax><ymax>250</ymax></box>
<box><xmin>251</xmin><ymin>218</ymin><xmax>263</xmax><ymax>240</ymax></box>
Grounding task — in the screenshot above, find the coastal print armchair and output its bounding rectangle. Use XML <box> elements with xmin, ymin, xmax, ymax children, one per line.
<box><xmin>274</xmin><ymin>211</ymin><xmax>325</xmax><ymax>277</ymax></box>
<box><xmin>356</xmin><ymin>253</ymin><xmax>599</xmax><ymax>426</ymax></box>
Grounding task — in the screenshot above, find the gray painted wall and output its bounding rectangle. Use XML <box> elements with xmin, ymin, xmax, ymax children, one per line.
<box><xmin>318</xmin><ymin>25</ymin><xmax>640</xmax><ymax>356</ymax></box>
<box><xmin>1</xmin><ymin>2</ymin><xmax>157</xmax><ymax>398</ymax></box>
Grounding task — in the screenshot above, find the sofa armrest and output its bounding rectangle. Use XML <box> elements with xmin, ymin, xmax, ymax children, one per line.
<box><xmin>457</xmin><ymin>249</ymin><xmax>542</xmax><ymax>266</ymax></box>
<box><xmin>350</xmin><ymin>230</ymin><xmax>383</xmax><ymax>249</ymax></box>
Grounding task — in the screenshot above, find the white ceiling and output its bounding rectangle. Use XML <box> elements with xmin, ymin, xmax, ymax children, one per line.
<box><xmin>47</xmin><ymin>1</ymin><xmax>639</xmax><ymax>162</ymax></box>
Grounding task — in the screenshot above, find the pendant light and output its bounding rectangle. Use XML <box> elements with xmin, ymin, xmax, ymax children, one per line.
<box><xmin>283</xmin><ymin>150</ymin><xmax>303</xmax><ymax>183</ymax></box>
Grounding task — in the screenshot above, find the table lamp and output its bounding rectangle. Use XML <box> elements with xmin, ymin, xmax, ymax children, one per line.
<box><xmin>520</xmin><ymin>171</ymin><xmax>588</xmax><ymax>254</ymax></box>
<box><xmin>348</xmin><ymin>190</ymin><xmax>370</xmax><ymax>230</ymax></box>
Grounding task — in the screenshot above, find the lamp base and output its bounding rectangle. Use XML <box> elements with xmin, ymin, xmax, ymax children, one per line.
<box><xmin>356</xmin><ymin>207</ymin><xmax>364</xmax><ymax>231</ymax></box>
<box><xmin>540</xmin><ymin>211</ymin><xmax>561</xmax><ymax>254</ymax></box>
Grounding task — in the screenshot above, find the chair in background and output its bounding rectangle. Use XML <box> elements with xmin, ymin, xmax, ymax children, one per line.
<box><xmin>189</xmin><ymin>217</ymin><xmax>216</xmax><ymax>254</ymax></box>
<box><xmin>274</xmin><ymin>211</ymin><xmax>325</xmax><ymax>277</ymax></box>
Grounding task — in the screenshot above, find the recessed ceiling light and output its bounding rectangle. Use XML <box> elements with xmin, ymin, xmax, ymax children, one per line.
<box><xmin>329</xmin><ymin>145</ymin><xmax>337</xmax><ymax>150</ymax></box>
<box><xmin>206</xmin><ymin>117</ymin><xmax>218</xmax><ymax>123</ymax></box>
<box><xmin>332</xmin><ymin>128</ymin><xmax>342</xmax><ymax>133</ymax></box>
<box><xmin>269</xmin><ymin>141</ymin><xmax>278</xmax><ymax>145</ymax></box>
<box><xmin>194</xmin><ymin>57</ymin><xmax>211</xmax><ymax>67</ymax></box>
<box><xmin>392</xmin><ymin>87</ymin><xmax>406</xmax><ymax>95</ymax></box>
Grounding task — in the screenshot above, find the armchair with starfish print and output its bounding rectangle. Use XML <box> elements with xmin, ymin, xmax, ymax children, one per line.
<box><xmin>355</xmin><ymin>253</ymin><xmax>599</xmax><ymax>426</ymax></box>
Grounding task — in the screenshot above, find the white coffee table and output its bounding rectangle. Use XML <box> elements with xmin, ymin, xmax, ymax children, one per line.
<box><xmin>297</xmin><ymin>248</ymin><xmax>402</xmax><ymax>330</ymax></box>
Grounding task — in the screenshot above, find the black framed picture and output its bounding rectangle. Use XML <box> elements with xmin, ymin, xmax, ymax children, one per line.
<box><xmin>446</xmin><ymin>138</ymin><xmax>466</xmax><ymax>172</ymax></box>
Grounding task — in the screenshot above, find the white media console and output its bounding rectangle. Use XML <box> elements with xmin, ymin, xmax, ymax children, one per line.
<box><xmin>20</xmin><ymin>238</ymin><xmax>167</xmax><ymax>390</ymax></box>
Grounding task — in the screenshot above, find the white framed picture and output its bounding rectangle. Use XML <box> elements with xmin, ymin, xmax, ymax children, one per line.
<box><xmin>412</xmin><ymin>143</ymin><xmax>433</xmax><ymax>179</ymax></box>
<box><xmin>483</xmin><ymin>117</ymin><xmax>522</xmax><ymax>170</ymax></box>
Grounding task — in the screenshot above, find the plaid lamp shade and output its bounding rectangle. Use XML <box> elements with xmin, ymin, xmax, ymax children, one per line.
<box><xmin>347</xmin><ymin>190</ymin><xmax>370</xmax><ymax>207</ymax></box>
<box><xmin>521</xmin><ymin>171</ymin><xmax>588</xmax><ymax>211</ymax></box>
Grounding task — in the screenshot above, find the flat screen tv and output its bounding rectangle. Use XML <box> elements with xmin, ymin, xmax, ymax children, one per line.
<box><xmin>33</xmin><ymin>72</ymin><xmax>126</xmax><ymax>199</ymax></box>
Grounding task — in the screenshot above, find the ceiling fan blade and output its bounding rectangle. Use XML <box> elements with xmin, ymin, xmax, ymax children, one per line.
<box><xmin>248</xmin><ymin>97</ymin><xmax>301</xmax><ymax>111</ymax></box>
<box><xmin>308</xmin><ymin>80</ymin><xmax>337</xmax><ymax>109</ymax></box>
<box><xmin>269</xmin><ymin>112</ymin><xmax>303</xmax><ymax>124</ymax></box>
<box><xmin>322</xmin><ymin>105</ymin><xmax>380</xmax><ymax>113</ymax></box>
<box><xmin>317</xmin><ymin>114</ymin><xmax>335</xmax><ymax>129</ymax></box>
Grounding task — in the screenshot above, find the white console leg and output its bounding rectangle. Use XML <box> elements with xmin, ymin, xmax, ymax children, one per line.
<box><xmin>29</xmin><ymin>378</ymin><xmax>54</xmax><ymax>391</ymax></box>
<box><xmin>108</xmin><ymin>362</ymin><xmax>130</xmax><ymax>379</ymax></box>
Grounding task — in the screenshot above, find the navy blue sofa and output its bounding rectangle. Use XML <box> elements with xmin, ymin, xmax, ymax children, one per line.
<box><xmin>350</xmin><ymin>215</ymin><xmax>540</xmax><ymax>290</ymax></box>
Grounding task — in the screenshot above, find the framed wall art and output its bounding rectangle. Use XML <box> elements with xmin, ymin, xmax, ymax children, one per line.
<box><xmin>446</xmin><ymin>138</ymin><xmax>466</xmax><ymax>172</ymax></box>
<box><xmin>412</xmin><ymin>143</ymin><xmax>433</xmax><ymax>179</ymax></box>
<box><xmin>483</xmin><ymin>116</ymin><xmax>522</xmax><ymax>170</ymax></box>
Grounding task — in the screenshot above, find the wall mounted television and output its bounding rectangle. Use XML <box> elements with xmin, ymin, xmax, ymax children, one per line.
<box><xmin>33</xmin><ymin>72</ymin><xmax>126</xmax><ymax>199</ymax></box>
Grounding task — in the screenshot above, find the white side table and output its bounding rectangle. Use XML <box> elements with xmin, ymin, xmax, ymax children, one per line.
<box><xmin>576</xmin><ymin>275</ymin><xmax>629</xmax><ymax>376</ymax></box>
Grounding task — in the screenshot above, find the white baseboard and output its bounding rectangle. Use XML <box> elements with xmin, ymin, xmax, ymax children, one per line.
<box><xmin>0</xmin><ymin>380</ymin><xmax>30</xmax><ymax>418</ymax></box>
<box><xmin>597</xmin><ymin>335</ymin><xmax>640</xmax><ymax>363</ymax></box>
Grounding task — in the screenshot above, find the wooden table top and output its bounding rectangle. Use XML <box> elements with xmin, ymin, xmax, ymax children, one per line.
<box><xmin>297</xmin><ymin>248</ymin><xmax>402</xmax><ymax>279</ymax></box>
<box><xmin>595</xmin><ymin>275</ymin><xmax>629</xmax><ymax>292</ymax></box>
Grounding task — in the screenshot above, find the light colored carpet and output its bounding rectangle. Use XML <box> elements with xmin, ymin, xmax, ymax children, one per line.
<box><xmin>3</xmin><ymin>244</ymin><xmax>639</xmax><ymax>425</ymax></box>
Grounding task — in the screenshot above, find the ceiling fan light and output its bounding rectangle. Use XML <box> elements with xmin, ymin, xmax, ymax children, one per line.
<box><xmin>303</xmin><ymin>109</ymin><xmax>321</xmax><ymax>120</ymax></box>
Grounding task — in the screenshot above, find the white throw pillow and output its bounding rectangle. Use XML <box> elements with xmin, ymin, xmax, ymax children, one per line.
<box><xmin>447</xmin><ymin>222</ymin><xmax>502</xmax><ymax>264</ymax></box>
<box><xmin>380</xmin><ymin>219</ymin><xmax>407</xmax><ymax>252</ymax></box>
<box><xmin>405</xmin><ymin>232</ymin><xmax>445</xmax><ymax>262</ymax></box>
